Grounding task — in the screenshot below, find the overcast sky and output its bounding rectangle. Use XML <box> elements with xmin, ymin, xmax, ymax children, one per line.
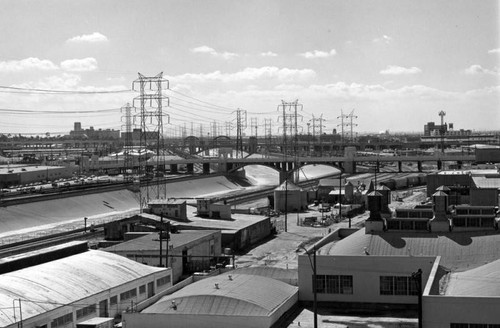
<box><xmin>0</xmin><ymin>0</ymin><xmax>498</xmax><ymax>136</ymax></box>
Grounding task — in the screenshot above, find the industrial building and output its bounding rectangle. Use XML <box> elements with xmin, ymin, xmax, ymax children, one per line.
<box><xmin>273</xmin><ymin>180</ymin><xmax>308</xmax><ymax>212</ymax></box>
<box><xmin>298</xmin><ymin>177</ymin><xmax>500</xmax><ymax>327</ymax></box>
<box><xmin>122</xmin><ymin>273</ymin><xmax>298</xmax><ymax>328</ymax></box>
<box><xmin>0</xmin><ymin>164</ymin><xmax>75</xmax><ymax>187</ymax></box>
<box><xmin>104</xmin><ymin>230</ymin><xmax>223</xmax><ymax>284</ymax></box>
<box><xmin>0</xmin><ymin>249</ymin><xmax>172</xmax><ymax>328</ymax></box>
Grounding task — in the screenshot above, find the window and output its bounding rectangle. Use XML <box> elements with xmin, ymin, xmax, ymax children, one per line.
<box><xmin>157</xmin><ymin>275</ymin><xmax>171</xmax><ymax>287</ymax></box>
<box><xmin>139</xmin><ymin>285</ymin><xmax>146</xmax><ymax>294</ymax></box>
<box><xmin>454</xmin><ymin>217</ymin><xmax>466</xmax><ymax>227</ymax></box>
<box><xmin>76</xmin><ymin>304</ymin><xmax>96</xmax><ymax>319</ymax></box>
<box><xmin>120</xmin><ymin>288</ymin><xmax>137</xmax><ymax>301</ymax></box>
<box><xmin>414</xmin><ymin>221</ymin><xmax>428</xmax><ymax>230</ymax></box>
<box><xmin>314</xmin><ymin>275</ymin><xmax>353</xmax><ymax>294</ymax></box>
<box><xmin>468</xmin><ymin>217</ymin><xmax>480</xmax><ymax>227</ymax></box>
<box><xmin>51</xmin><ymin>313</ymin><xmax>73</xmax><ymax>328</ymax></box>
<box><xmin>380</xmin><ymin>276</ymin><xmax>393</xmax><ymax>295</ymax></box>
<box><xmin>380</xmin><ymin>276</ymin><xmax>418</xmax><ymax>296</ymax></box>
<box><xmin>110</xmin><ymin>296</ymin><xmax>117</xmax><ymax>306</ymax></box>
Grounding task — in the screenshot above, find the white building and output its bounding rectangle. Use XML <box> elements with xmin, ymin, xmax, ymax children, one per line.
<box><xmin>123</xmin><ymin>273</ymin><xmax>298</xmax><ymax>328</ymax></box>
<box><xmin>0</xmin><ymin>250</ymin><xmax>172</xmax><ymax>328</ymax></box>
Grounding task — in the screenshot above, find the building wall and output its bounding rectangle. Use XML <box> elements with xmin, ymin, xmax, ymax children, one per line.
<box><xmin>0</xmin><ymin>166</ymin><xmax>75</xmax><ymax>187</ymax></box>
<box><xmin>423</xmin><ymin>295</ymin><xmax>500</xmax><ymax>328</ymax></box>
<box><xmin>298</xmin><ymin>255</ymin><xmax>435</xmax><ymax>305</ymax></box>
<box><xmin>107</xmin><ymin>231</ymin><xmax>222</xmax><ymax>284</ymax></box>
<box><xmin>274</xmin><ymin>190</ymin><xmax>307</xmax><ymax>212</ymax></box>
<box><xmin>470</xmin><ymin>188</ymin><xmax>498</xmax><ymax>206</ymax></box>
<box><xmin>426</xmin><ymin>173</ymin><xmax>471</xmax><ymax>197</ymax></box>
<box><xmin>8</xmin><ymin>269</ymin><xmax>172</xmax><ymax>328</ymax></box>
<box><xmin>123</xmin><ymin>313</ymin><xmax>270</xmax><ymax>328</ymax></box>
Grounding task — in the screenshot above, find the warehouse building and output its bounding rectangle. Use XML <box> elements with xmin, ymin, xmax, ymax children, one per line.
<box><xmin>123</xmin><ymin>273</ymin><xmax>298</xmax><ymax>328</ymax></box>
<box><xmin>0</xmin><ymin>250</ymin><xmax>172</xmax><ymax>328</ymax></box>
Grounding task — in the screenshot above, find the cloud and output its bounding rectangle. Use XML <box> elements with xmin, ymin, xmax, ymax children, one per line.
<box><xmin>190</xmin><ymin>45</ymin><xmax>238</xmax><ymax>60</ymax></box>
<box><xmin>169</xmin><ymin>66</ymin><xmax>316</xmax><ymax>83</ymax></box>
<box><xmin>373</xmin><ymin>35</ymin><xmax>393</xmax><ymax>44</ymax></box>
<box><xmin>488</xmin><ymin>48</ymin><xmax>500</xmax><ymax>54</ymax></box>
<box><xmin>464</xmin><ymin>64</ymin><xmax>499</xmax><ymax>75</ymax></box>
<box><xmin>60</xmin><ymin>57</ymin><xmax>98</xmax><ymax>72</ymax></box>
<box><xmin>66</xmin><ymin>32</ymin><xmax>108</xmax><ymax>43</ymax></box>
<box><xmin>0</xmin><ymin>57</ymin><xmax>58</xmax><ymax>72</ymax></box>
<box><xmin>299</xmin><ymin>49</ymin><xmax>336</xmax><ymax>59</ymax></box>
<box><xmin>260</xmin><ymin>51</ymin><xmax>278</xmax><ymax>57</ymax></box>
<box><xmin>380</xmin><ymin>65</ymin><xmax>422</xmax><ymax>75</ymax></box>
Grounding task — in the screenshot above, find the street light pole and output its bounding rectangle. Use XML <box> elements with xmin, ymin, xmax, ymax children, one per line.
<box><xmin>313</xmin><ymin>245</ymin><xmax>317</xmax><ymax>328</ymax></box>
<box><xmin>300</xmin><ymin>245</ymin><xmax>318</xmax><ymax>328</ymax></box>
<box><xmin>412</xmin><ymin>268</ymin><xmax>423</xmax><ymax>328</ymax></box>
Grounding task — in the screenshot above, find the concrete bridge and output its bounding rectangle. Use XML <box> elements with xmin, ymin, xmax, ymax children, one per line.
<box><xmin>85</xmin><ymin>153</ymin><xmax>476</xmax><ymax>183</ymax></box>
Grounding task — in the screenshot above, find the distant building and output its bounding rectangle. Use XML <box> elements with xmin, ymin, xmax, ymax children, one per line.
<box><xmin>148</xmin><ymin>199</ymin><xmax>188</xmax><ymax>221</ymax></box>
<box><xmin>0</xmin><ymin>164</ymin><xmax>75</xmax><ymax>187</ymax></box>
<box><xmin>69</xmin><ymin>122</ymin><xmax>120</xmax><ymax>139</ymax></box>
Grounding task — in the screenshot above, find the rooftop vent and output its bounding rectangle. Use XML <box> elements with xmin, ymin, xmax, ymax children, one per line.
<box><xmin>228</xmin><ymin>275</ymin><xmax>232</xmax><ymax>281</ymax></box>
<box><xmin>214</xmin><ymin>283</ymin><xmax>219</xmax><ymax>289</ymax></box>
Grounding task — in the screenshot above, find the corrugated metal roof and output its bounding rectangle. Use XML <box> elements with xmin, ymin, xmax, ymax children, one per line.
<box><xmin>325</xmin><ymin>229</ymin><xmax>500</xmax><ymax>272</ymax></box>
<box><xmin>472</xmin><ymin>176</ymin><xmax>500</xmax><ymax>189</ymax></box>
<box><xmin>142</xmin><ymin>274</ymin><xmax>297</xmax><ymax>316</ymax></box>
<box><xmin>0</xmin><ymin>250</ymin><xmax>167</xmax><ymax>326</ymax></box>
<box><xmin>445</xmin><ymin>259</ymin><xmax>500</xmax><ymax>296</ymax></box>
<box><xmin>104</xmin><ymin>230</ymin><xmax>218</xmax><ymax>252</ymax></box>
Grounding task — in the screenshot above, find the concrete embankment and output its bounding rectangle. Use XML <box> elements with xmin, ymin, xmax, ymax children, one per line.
<box><xmin>0</xmin><ymin>175</ymin><xmax>256</xmax><ymax>238</ymax></box>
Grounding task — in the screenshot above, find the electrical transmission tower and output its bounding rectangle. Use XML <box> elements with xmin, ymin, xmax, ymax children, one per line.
<box><xmin>232</xmin><ymin>109</ymin><xmax>247</xmax><ymax>158</ymax></box>
<box><xmin>121</xmin><ymin>102</ymin><xmax>134</xmax><ymax>178</ymax></box>
<box><xmin>278</xmin><ymin>100</ymin><xmax>303</xmax><ymax>159</ymax></box>
<box><xmin>337</xmin><ymin>109</ymin><xmax>357</xmax><ymax>145</ymax></box>
<box><xmin>264</xmin><ymin>118</ymin><xmax>273</xmax><ymax>156</ymax></box>
<box><xmin>250</xmin><ymin>117</ymin><xmax>258</xmax><ymax>137</ymax></box>
<box><xmin>310</xmin><ymin>114</ymin><xmax>326</xmax><ymax>156</ymax></box>
<box><xmin>132</xmin><ymin>72</ymin><xmax>170</xmax><ymax>211</ymax></box>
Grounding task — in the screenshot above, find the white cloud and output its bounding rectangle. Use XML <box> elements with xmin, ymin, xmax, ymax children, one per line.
<box><xmin>169</xmin><ymin>66</ymin><xmax>316</xmax><ymax>83</ymax></box>
<box><xmin>488</xmin><ymin>48</ymin><xmax>500</xmax><ymax>54</ymax></box>
<box><xmin>0</xmin><ymin>57</ymin><xmax>58</xmax><ymax>72</ymax></box>
<box><xmin>190</xmin><ymin>45</ymin><xmax>238</xmax><ymax>60</ymax></box>
<box><xmin>380</xmin><ymin>65</ymin><xmax>422</xmax><ymax>75</ymax></box>
<box><xmin>299</xmin><ymin>49</ymin><xmax>336</xmax><ymax>59</ymax></box>
<box><xmin>260</xmin><ymin>51</ymin><xmax>278</xmax><ymax>57</ymax></box>
<box><xmin>464</xmin><ymin>64</ymin><xmax>499</xmax><ymax>75</ymax></box>
<box><xmin>66</xmin><ymin>32</ymin><xmax>108</xmax><ymax>43</ymax></box>
<box><xmin>373</xmin><ymin>35</ymin><xmax>393</xmax><ymax>44</ymax></box>
<box><xmin>60</xmin><ymin>57</ymin><xmax>98</xmax><ymax>72</ymax></box>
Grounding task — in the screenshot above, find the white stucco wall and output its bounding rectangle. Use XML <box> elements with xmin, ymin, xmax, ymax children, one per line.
<box><xmin>123</xmin><ymin>313</ymin><xmax>270</xmax><ymax>328</ymax></box>
<box><xmin>298</xmin><ymin>255</ymin><xmax>436</xmax><ymax>305</ymax></box>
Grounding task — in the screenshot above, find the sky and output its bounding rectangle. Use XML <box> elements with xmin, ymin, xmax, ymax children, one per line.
<box><xmin>0</xmin><ymin>0</ymin><xmax>498</xmax><ymax>137</ymax></box>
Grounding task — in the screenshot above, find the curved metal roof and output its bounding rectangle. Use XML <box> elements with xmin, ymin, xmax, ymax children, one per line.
<box><xmin>142</xmin><ymin>274</ymin><xmax>298</xmax><ymax>316</ymax></box>
<box><xmin>0</xmin><ymin>250</ymin><xmax>166</xmax><ymax>327</ymax></box>
<box><xmin>325</xmin><ymin>228</ymin><xmax>500</xmax><ymax>272</ymax></box>
<box><xmin>445</xmin><ymin>259</ymin><xmax>500</xmax><ymax>296</ymax></box>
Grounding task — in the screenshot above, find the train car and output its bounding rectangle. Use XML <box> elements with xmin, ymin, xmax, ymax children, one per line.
<box><xmin>394</xmin><ymin>176</ymin><xmax>409</xmax><ymax>190</ymax></box>
<box><xmin>380</xmin><ymin>179</ymin><xmax>396</xmax><ymax>190</ymax></box>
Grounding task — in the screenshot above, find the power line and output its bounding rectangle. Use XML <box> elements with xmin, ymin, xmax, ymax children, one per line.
<box><xmin>0</xmin><ymin>85</ymin><xmax>132</xmax><ymax>94</ymax></box>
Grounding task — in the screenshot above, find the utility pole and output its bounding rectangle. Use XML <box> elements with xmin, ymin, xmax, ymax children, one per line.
<box><xmin>121</xmin><ymin>102</ymin><xmax>134</xmax><ymax>178</ymax></box>
<box><xmin>439</xmin><ymin>110</ymin><xmax>446</xmax><ymax>154</ymax></box>
<box><xmin>132</xmin><ymin>72</ymin><xmax>170</xmax><ymax>210</ymax></box>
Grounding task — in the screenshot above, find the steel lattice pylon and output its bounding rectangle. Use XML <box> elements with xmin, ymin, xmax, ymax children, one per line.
<box><xmin>132</xmin><ymin>72</ymin><xmax>170</xmax><ymax>211</ymax></box>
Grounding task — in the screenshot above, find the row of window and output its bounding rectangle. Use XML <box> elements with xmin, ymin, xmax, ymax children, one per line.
<box><xmin>314</xmin><ymin>275</ymin><xmax>353</xmax><ymax>294</ymax></box>
<box><xmin>451</xmin><ymin>324</ymin><xmax>500</xmax><ymax>328</ymax></box>
<box><xmin>387</xmin><ymin>220</ymin><xmax>428</xmax><ymax>231</ymax></box>
<box><xmin>310</xmin><ymin>275</ymin><xmax>418</xmax><ymax>296</ymax></box>
<box><xmin>453</xmin><ymin>217</ymin><xmax>494</xmax><ymax>228</ymax></box>
<box><xmin>456</xmin><ymin>208</ymin><xmax>496</xmax><ymax>216</ymax></box>
<box><xmin>76</xmin><ymin>304</ymin><xmax>96</xmax><ymax>319</ymax></box>
<box><xmin>380</xmin><ymin>276</ymin><xmax>419</xmax><ymax>296</ymax></box>
<box><xmin>49</xmin><ymin>275</ymin><xmax>169</xmax><ymax>327</ymax></box>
